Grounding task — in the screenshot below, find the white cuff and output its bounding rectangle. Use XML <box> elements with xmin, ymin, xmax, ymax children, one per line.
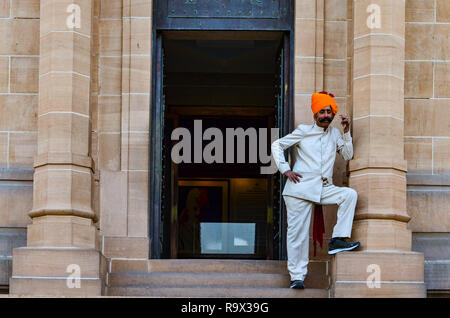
<box><xmin>279</xmin><ymin>163</ymin><xmax>291</xmax><ymax>175</ymax></box>
<box><xmin>343</xmin><ymin>130</ymin><xmax>352</xmax><ymax>142</ymax></box>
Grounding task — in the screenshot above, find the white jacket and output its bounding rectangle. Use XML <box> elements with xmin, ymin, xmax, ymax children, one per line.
<box><xmin>271</xmin><ymin>123</ymin><xmax>353</xmax><ymax>203</ymax></box>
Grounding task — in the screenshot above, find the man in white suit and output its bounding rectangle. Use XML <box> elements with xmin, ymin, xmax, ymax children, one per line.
<box><xmin>271</xmin><ymin>91</ymin><xmax>360</xmax><ymax>289</ymax></box>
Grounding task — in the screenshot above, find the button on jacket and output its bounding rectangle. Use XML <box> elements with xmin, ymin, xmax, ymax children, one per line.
<box><xmin>271</xmin><ymin>123</ymin><xmax>353</xmax><ymax>203</ymax></box>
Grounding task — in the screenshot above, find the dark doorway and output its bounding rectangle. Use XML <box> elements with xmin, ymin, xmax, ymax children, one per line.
<box><xmin>150</xmin><ymin>2</ymin><xmax>294</xmax><ymax>260</ymax></box>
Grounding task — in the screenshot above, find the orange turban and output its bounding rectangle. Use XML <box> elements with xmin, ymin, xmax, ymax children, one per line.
<box><xmin>311</xmin><ymin>91</ymin><xmax>338</xmax><ymax>115</ymax></box>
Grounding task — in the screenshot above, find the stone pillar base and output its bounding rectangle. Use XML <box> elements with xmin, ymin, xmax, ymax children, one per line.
<box><xmin>9</xmin><ymin>247</ymin><xmax>107</xmax><ymax>296</ymax></box>
<box><xmin>27</xmin><ymin>216</ymin><xmax>96</xmax><ymax>248</ymax></box>
<box><xmin>331</xmin><ymin>251</ymin><xmax>426</xmax><ymax>298</ymax></box>
<box><xmin>352</xmin><ymin>219</ymin><xmax>412</xmax><ymax>251</ymax></box>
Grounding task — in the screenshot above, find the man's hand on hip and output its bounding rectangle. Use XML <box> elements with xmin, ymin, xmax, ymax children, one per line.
<box><xmin>284</xmin><ymin>171</ymin><xmax>303</xmax><ymax>183</ymax></box>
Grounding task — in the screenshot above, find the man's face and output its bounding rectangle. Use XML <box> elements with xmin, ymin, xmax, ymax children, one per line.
<box><xmin>314</xmin><ymin>106</ymin><xmax>334</xmax><ymax>129</ymax></box>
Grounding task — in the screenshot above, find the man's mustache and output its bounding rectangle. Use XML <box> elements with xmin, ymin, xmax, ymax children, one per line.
<box><xmin>318</xmin><ymin>117</ymin><xmax>333</xmax><ymax>123</ymax></box>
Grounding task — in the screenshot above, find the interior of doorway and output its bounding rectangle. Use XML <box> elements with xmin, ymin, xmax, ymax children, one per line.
<box><xmin>159</xmin><ymin>31</ymin><xmax>286</xmax><ymax>260</ymax></box>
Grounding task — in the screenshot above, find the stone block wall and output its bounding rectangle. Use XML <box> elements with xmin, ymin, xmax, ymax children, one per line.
<box><xmin>0</xmin><ymin>0</ymin><xmax>448</xmax><ymax>296</ymax></box>
<box><xmin>0</xmin><ymin>0</ymin><xmax>40</xmax><ymax>289</ymax></box>
<box><xmin>95</xmin><ymin>0</ymin><xmax>152</xmax><ymax>260</ymax></box>
<box><xmin>294</xmin><ymin>0</ymin><xmax>353</xmax><ymax>260</ymax></box>
<box><xmin>404</xmin><ymin>0</ymin><xmax>450</xmax><ymax>295</ymax></box>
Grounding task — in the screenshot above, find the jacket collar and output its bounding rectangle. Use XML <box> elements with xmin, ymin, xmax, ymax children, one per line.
<box><xmin>312</xmin><ymin>122</ymin><xmax>330</xmax><ymax>133</ymax></box>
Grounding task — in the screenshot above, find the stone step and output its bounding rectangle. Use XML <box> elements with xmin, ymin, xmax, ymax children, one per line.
<box><xmin>331</xmin><ymin>251</ymin><xmax>424</xmax><ymax>282</ymax></box>
<box><xmin>108</xmin><ymin>272</ymin><xmax>329</xmax><ymax>289</ymax></box>
<box><xmin>12</xmin><ymin>247</ymin><xmax>104</xmax><ymax>278</ymax></box>
<box><xmin>9</xmin><ymin>277</ymin><xmax>103</xmax><ymax>297</ymax></box>
<box><xmin>110</xmin><ymin>259</ymin><xmax>328</xmax><ymax>276</ymax></box>
<box><xmin>106</xmin><ymin>286</ymin><xmax>329</xmax><ymax>298</ymax></box>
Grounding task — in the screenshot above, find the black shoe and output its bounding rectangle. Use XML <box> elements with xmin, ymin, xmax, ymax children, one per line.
<box><xmin>290</xmin><ymin>280</ymin><xmax>305</xmax><ymax>289</ymax></box>
<box><xmin>328</xmin><ymin>238</ymin><xmax>360</xmax><ymax>255</ymax></box>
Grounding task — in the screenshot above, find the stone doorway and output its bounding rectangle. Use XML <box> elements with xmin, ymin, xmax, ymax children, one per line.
<box><xmin>150</xmin><ymin>1</ymin><xmax>295</xmax><ymax>260</ymax></box>
<box><xmin>155</xmin><ymin>31</ymin><xmax>289</xmax><ymax>260</ymax></box>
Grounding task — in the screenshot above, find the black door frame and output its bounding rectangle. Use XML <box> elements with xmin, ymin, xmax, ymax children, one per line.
<box><xmin>149</xmin><ymin>0</ymin><xmax>295</xmax><ymax>259</ymax></box>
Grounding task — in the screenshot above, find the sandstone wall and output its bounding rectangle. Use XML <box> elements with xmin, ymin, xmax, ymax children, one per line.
<box><xmin>294</xmin><ymin>0</ymin><xmax>353</xmax><ymax>260</ymax></box>
<box><xmin>0</xmin><ymin>0</ymin><xmax>40</xmax><ymax>288</ymax></box>
<box><xmin>404</xmin><ymin>0</ymin><xmax>450</xmax><ymax>293</ymax></box>
<box><xmin>0</xmin><ymin>0</ymin><xmax>448</xmax><ymax>294</ymax></box>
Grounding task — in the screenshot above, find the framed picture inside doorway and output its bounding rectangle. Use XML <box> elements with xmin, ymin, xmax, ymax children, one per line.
<box><xmin>177</xmin><ymin>179</ymin><xmax>229</xmax><ymax>256</ymax></box>
<box><xmin>177</xmin><ymin>179</ymin><xmax>229</xmax><ymax>223</ymax></box>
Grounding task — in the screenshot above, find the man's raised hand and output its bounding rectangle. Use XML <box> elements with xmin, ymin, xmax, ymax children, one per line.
<box><xmin>339</xmin><ymin>114</ymin><xmax>351</xmax><ymax>133</ymax></box>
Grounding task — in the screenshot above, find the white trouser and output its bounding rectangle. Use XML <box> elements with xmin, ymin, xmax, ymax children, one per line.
<box><xmin>283</xmin><ymin>184</ymin><xmax>357</xmax><ymax>281</ymax></box>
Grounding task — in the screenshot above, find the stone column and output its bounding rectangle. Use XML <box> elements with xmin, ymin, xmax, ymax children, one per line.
<box><xmin>331</xmin><ymin>0</ymin><xmax>425</xmax><ymax>297</ymax></box>
<box><xmin>10</xmin><ymin>0</ymin><xmax>105</xmax><ymax>296</ymax></box>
